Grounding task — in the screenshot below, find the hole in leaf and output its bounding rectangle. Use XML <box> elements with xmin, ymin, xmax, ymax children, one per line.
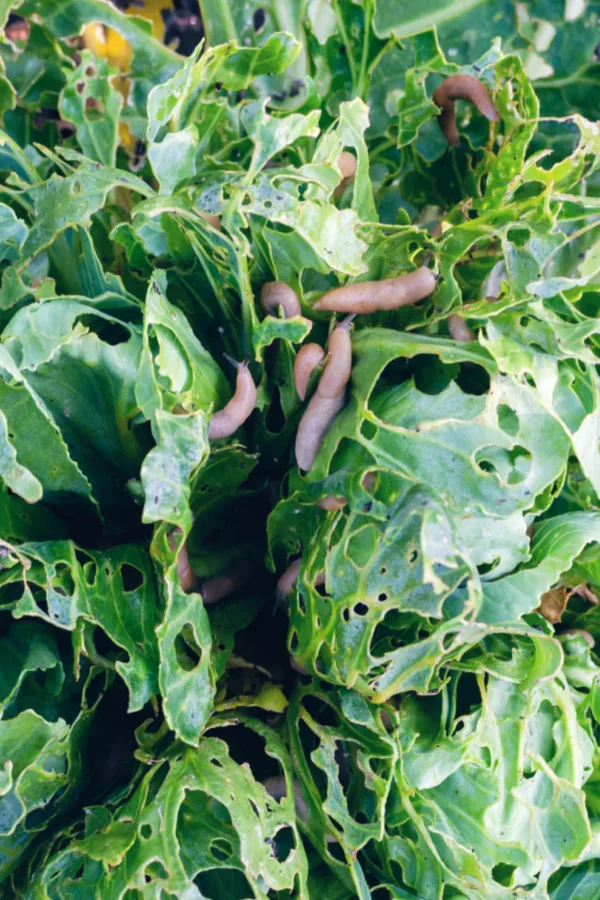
<box><xmin>412</xmin><ymin>354</ymin><xmax>458</xmax><ymax>395</ymax></box>
<box><xmin>195</xmin><ymin>870</ymin><xmax>254</xmax><ymax>899</ymax></box>
<box><xmin>272</xmin><ymin>826</ymin><xmax>294</xmax><ymax>862</ymax></box>
<box><xmin>120</xmin><ymin>563</ymin><xmax>144</xmax><ymax>592</ymax></box>
<box><xmin>145</xmin><ymin>860</ymin><xmax>168</xmax><ymax>882</ymax></box>
<box><xmin>326</xmin><ymin>840</ymin><xmax>346</xmax><ymax>862</ymax></box>
<box><xmin>361</xmin><ymin>419</ymin><xmax>377</xmax><ymax>441</ymax></box>
<box><xmin>83</xmin><ymin>559</ymin><xmax>98</xmax><ymax>586</ymax></box>
<box><xmin>497</xmin><ymin>403</ymin><xmax>519</xmax><ymax>436</ymax></box>
<box><xmin>75</xmin><ymin>548</ymin><xmax>91</xmax><ymax>567</ymax></box>
<box><xmin>174</xmin><ymin>624</ymin><xmax>202</xmax><ymax>671</ymax></box>
<box><xmin>210</xmin><ymin>837</ymin><xmax>233</xmax><ymax>861</ymax></box>
<box><xmin>53</xmin><ymin>563</ymin><xmax>75</xmax><ymax>597</ymax></box>
<box><xmin>455</xmin><ymin>362</ymin><xmax>490</xmax><ymax>395</ymax></box>
<box><xmin>369</xmin><ymin>608</ymin><xmax>405</xmax><ymax>657</ymax></box>
<box><xmin>353</xmin><ymin>602</ymin><xmax>369</xmax><ymax>616</ymax></box>
<box><xmin>140</xmin><ymin>823</ymin><xmax>152</xmax><ymax>839</ymax></box>
<box><xmin>372</xmin><ymin>888</ymin><xmax>394</xmax><ymax>900</ymax></box>
<box><xmin>478</xmin><ymin>559</ymin><xmax>500</xmax><ymax>576</ymax></box>
<box><xmin>84</xmin><ymin>96</ymin><xmax>105</xmax><ymax>122</ymax></box>
<box><xmin>146</xmin><ymin>764</ymin><xmax>170</xmax><ymax>804</ymax></box>
<box><xmin>492</xmin><ymin>863</ymin><xmax>516</xmax><ymax>886</ymax></box>
<box><xmin>507</xmin><ymin>445</ymin><xmax>532</xmax><ymax>484</ymax></box>
<box><xmin>346</xmin><ymin>524</ymin><xmax>379</xmax><ymax>568</ymax></box>
<box><xmin>74</xmin><ymin>314</ymin><xmax>130</xmax><ymax>345</ymax></box>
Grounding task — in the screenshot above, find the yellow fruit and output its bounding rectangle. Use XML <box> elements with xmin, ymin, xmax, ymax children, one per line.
<box><xmin>82</xmin><ymin>23</ymin><xmax>107</xmax><ymax>58</ymax></box>
<box><xmin>105</xmin><ymin>27</ymin><xmax>133</xmax><ymax>70</ymax></box>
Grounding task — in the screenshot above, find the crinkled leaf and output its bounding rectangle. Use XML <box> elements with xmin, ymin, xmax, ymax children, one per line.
<box><xmin>136</xmin><ymin>270</ymin><xmax>229</xmax><ymax>426</ymax></box>
<box><xmin>0</xmin><ymin>345</ymin><xmax>97</xmax><ymax>515</ymax></box>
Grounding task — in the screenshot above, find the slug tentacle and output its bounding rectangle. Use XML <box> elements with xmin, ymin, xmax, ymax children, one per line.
<box><xmin>261</xmin><ymin>281</ymin><xmax>301</xmax><ymax>319</ymax></box>
<box><xmin>314</xmin><ymin>267</ymin><xmax>436</xmax><ymax>314</ymax></box>
<box><xmin>208</xmin><ymin>359</ymin><xmax>257</xmax><ymax>440</ymax></box>
<box><xmin>433</xmin><ymin>74</ymin><xmax>498</xmax><ymax>148</ymax></box>
<box><xmin>294</xmin><ymin>343</ymin><xmax>326</xmax><ymax>400</ymax></box>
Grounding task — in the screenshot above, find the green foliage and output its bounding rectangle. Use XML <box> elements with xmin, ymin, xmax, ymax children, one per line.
<box><xmin>1</xmin><ymin>0</ymin><xmax>600</xmax><ymax>897</ymax></box>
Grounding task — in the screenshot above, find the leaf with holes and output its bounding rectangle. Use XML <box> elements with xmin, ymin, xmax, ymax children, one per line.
<box><xmin>153</xmin><ymin>527</ymin><xmax>215</xmax><ymax>745</ymax></box>
<box><xmin>0</xmin><ymin>666</ymin><xmax>111</xmax><ymax>882</ymax></box>
<box><xmin>1</xmin><ymin>540</ymin><xmax>160</xmax><ymax>710</ymax></box>
<box><xmin>26</xmin><ymin>717</ymin><xmax>309</xmax><ymax>897</ymax></box>
<box><xmin>59</xmin><ymin>50</ymin><xmax>123</xmax><ymax>167</ymax></box>
<box><xmin>307</xmin><ymin>328</ymin><xmax>570</xmax><ymax>519</ymax></box>
<box><xmin>286</xmin><ymin>483</ymin><xmax>480</xmax><ymax>692</ymax></box>
<box><xmin>0</xmin><ymin>345</ymin><xmax>98</xmax><ymax>517</ymax></box>
<box><xmin>379</xmin><ymin>668</ymin><xmax>596</xmax><ymax>897</ymax></box>
<box><xmin>3</xmin><ymin>5</ymin><xmax>600</xmax><ymax>896</ymax></box>
<box><xmin>146</xmin><ymin>32</ymin><xmax>301</xmax><ymax>142</ymax></box>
